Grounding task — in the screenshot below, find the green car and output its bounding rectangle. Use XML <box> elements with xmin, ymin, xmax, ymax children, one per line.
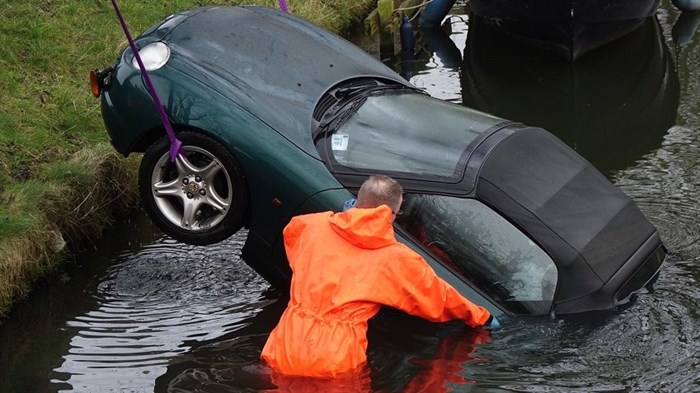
<box><xmin>92</xmin><ymin>5</ymin><xmax>665</xmax><ymax>317</ymax></box>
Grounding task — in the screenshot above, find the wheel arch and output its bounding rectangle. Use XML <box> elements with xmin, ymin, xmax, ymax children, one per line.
<box><xmin>138</xmin><ymin>124</ymin><xmax>254</xmax><ymax>229</ymax></box>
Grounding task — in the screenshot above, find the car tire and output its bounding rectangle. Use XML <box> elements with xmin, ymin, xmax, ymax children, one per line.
<box><xmin>139</xmin><ymin>131</ymin><xmax>248</xmax><ymax>245</ymax></box>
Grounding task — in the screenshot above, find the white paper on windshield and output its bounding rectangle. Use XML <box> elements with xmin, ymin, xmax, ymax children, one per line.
<box><xmin>331</xmin><ymin>133</ymin><xmax>349</xmax><ymax>151</ymax></box>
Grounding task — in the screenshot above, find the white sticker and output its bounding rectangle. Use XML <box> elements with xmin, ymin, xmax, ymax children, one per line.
<box><xmin>331</xmin><ymin>133</ymin><xmax>349</xmax><ymax>151</ymax></box>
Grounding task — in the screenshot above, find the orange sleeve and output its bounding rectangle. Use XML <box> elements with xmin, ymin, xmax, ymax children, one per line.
<box><xmin>373</xmin><ymin>246</ymin><xmax>491</xmax><ymax>328</ymax></box>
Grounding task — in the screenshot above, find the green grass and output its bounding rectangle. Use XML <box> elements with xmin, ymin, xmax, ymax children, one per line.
<box><xmin>0</xmin><ymin>0</ymin><xmax>376</xmax><ymax>319</ymax></box>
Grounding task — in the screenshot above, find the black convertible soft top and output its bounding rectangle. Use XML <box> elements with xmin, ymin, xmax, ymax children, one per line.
<box><xmin>475</xmin><ymin>125</ymin><xmax>665</xmax><ymax>313</ymax></box>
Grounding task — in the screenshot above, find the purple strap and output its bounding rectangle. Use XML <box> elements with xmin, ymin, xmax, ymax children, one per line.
<box><xmin>279</xmin><ymin>0</ymin><xmax>288</xmax><ymax>13</ymax></box>
<box><xmin>109</xmin><ymin>0</ymin><xmax>183</xmax><ymax>162</ymax></box>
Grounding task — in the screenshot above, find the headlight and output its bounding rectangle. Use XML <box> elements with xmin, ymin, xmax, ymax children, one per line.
<box><xmin>131</xmin><ymin>42</ymin><xmax>170</xmax><ymax>71</ymax></box>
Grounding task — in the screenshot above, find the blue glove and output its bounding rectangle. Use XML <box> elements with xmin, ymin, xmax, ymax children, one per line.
<box><xmin>487</xmin><ymin>315</ymin><xmax>500</xmax><ymax>329</ymax></box>
<box><xmin>342</xmin><ymin>198</ymin><xmax>356</xmax><ymax>211</ymax></box>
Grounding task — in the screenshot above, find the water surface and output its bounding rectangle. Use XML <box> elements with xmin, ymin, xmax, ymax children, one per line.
<box><xmin>1</xmin><ymin>1</ymin><xmax>700</xmax><ymax>391</ymax></box>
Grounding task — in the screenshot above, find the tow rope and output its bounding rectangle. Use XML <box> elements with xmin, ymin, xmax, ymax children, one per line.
<box><xmin>109</xmin><ymin>0</ymin><xmax>183</xmax><ymax>162</ymax></box>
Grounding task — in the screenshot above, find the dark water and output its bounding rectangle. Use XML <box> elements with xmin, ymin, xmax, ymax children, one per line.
<box><xmin>2</xmin><ymin>1</ymin><xmax>700</xmax><ymax>391</ymax></box>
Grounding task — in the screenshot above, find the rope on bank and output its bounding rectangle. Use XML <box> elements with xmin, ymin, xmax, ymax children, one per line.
<box><xmin>394</xmin><ymin>0</ymin><xmax>435</xmax><ymax>22</ymax></box>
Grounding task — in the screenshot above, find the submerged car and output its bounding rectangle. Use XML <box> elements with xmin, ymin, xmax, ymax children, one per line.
<box><xmin>91</xmin><ymin>5</ymin><xmax>665</xmax><ymax>317</ymax></box>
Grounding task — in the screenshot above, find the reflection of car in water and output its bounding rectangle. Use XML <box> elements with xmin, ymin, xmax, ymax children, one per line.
<box><xmin>92</xmin><ymin>6</ymin><xmax>666</xmax><ymax>317</ymax></box>
<box><xmin>468</xmin><ymin>0</ymin><xmax>660</xmax><ymax>61</ymax></box>
<box><xmin>460</xmin><ymin>15</ymin><xmax>679</xmax><ymax>174</ymax></box>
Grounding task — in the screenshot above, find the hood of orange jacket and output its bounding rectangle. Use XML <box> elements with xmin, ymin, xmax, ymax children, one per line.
<box><xmin>329</xmin><ymin>205</ymin><xmax>397</xmax><ymax>249</ymax></box>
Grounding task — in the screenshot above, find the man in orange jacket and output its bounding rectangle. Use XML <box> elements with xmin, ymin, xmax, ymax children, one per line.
<box><xmin>261</xmin><ymin>175</ymin><xmax>497</xmax><ymax>378</ymax></box>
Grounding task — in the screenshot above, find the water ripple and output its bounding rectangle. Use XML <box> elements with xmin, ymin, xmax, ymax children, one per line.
<box><xmin>614</xmin><ymin>125</ymin><xmax>700</xmax><ymax>254</ymax></box>
<box><xmin>49</xmin><ymin>230</ymin><xmax>270</xmax><ymax>392</ymax></box>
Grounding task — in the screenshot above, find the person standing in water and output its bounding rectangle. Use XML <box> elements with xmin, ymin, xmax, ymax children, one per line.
<box><xmin>261</xmin><ymin>174</ymin><xmax>498</xmax><ymax>377</ymax></box>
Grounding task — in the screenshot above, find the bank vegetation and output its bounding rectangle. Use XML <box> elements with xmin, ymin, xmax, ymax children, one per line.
<box><xmin>0</xmin><ymin>0</ymin><xmax>375</xmax><ymax>319</ymax></box>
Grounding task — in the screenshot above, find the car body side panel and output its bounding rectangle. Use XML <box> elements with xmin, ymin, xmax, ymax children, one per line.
<box><xmin>101</xmin><ymin>62</ymin><xmax>164</xmax><ymax>155</ymax></box>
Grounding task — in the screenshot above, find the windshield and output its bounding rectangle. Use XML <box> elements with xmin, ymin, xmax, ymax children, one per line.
<box><xmin>395</xmin><ymin>194</ymin><xmax>558</xmax><ymax>314</ymax></box>
<box><xmin>329</xmin><ymin>92</ymin><xmax>503</xmax><ymax>180</ymax></box>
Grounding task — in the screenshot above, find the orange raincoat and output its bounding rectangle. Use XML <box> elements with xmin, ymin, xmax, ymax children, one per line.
<box><xmin>260</xmin><ymin>205</ymin><xmax>491</xmax><ymax>377</ymax></box>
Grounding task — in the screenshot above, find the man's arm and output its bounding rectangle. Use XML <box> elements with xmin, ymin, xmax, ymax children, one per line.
<box><xmin>373</xmin><ymin>247</ymin><xmax>491</xmax><ymax>328</ymax></box>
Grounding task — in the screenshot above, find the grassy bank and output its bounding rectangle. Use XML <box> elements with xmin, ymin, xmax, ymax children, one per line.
<box><xmin>0</xmin><ymin>0</ymin><xmax>375</xmax><ymax>319</ymax></box>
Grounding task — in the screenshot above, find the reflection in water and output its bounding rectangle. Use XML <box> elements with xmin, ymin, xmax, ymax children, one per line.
<box><xmin>46</xmin><ymin>230</ymin><xmax>271</xmax><ymax>392</ymax></box>
<box><xmin>468</xmin><ymin>0</ymin><xmax>660</xmax><ymax>61</ymax></box>
<box><xmin>461</xmin><ymin>14</ymin><xmax>680</xmax><ymax>175</ymax></box>
<box><xmin>615</xmin><ymin>124</ymin><xmax>700</xmax><ymax>254</ymax></box>
<box><xmin>383</xmin><ymin>4</ymin><xmax>700</xmax><ymax>391</ymax></box>
<box><xmin>672</xmin><ymin>9</ymin><xmax>700</xmax><ymax>47</ymax></box>
<box><xmin>156</xmin><ymin>299</ymin><xmax>495</xmax><ymax>392</ymax></box>
<box><xmin>392</xmin><ymin>11</ymin><xmax>680</xmax><ymax>175</ymax></box>
<box><xmin>0</xmin><ymin>215</ymin><xmax>273</xmax><ymax>393</ymax></box>
<box><xmin>394</xmin><ymin>16</ymin><xmax>469</xmax><ymax>102</ymax></box>
<box><xmin>48</xmin><ymin>231</ymin><xmax>270</xmax><ymax>392</ymax></box>
<box><xmin>367</xmin><ymin>313</ymin><xmax>494</xmax><ymax>393</ymax></box>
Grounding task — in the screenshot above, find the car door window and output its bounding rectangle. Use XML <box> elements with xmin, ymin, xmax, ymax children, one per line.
<box><xmin>395</xmin><ymin>194</ymin><xmax>557</xmax><ymax>314</ymax></box>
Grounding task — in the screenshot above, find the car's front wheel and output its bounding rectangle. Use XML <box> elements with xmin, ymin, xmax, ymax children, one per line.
<box><xmin>139</xmin><ymin>131</ymin><xmax>248</xmax><ymax>245</ymax></box>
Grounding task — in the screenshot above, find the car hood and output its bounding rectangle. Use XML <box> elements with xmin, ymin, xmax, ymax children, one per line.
<box><xmin>154</xmin><ymin>6</ymin><xmax>410</xmax><ymax>153</ymax></box>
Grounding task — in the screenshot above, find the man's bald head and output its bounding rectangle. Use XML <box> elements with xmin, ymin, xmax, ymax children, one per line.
<box><xmin>355</xmin><ymin>175</ymin><xmax>403</xmax><ymax>213</ymax></box>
